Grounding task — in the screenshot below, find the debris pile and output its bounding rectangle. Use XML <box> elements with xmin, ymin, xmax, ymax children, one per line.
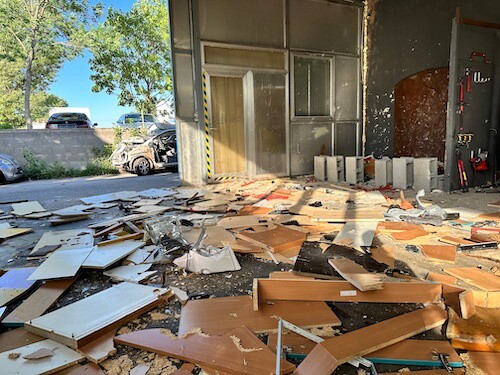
<box><xmin>0</xmin><ymin>179</ymin><xmax>498</xmax><ymax>374</ymax></box>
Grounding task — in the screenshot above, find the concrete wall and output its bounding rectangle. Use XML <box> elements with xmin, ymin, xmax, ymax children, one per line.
<box><xmin>365</xmin><ymin>0</ymin><xmax>500</xmax><ymax>157</ymax></box>
<box><xmin>0</xmin><ymin>129</ymin><xmax>115</xmax><ymax>169</ymax></box>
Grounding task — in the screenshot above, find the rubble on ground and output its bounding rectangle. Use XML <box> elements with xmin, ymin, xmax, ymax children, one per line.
<box><xmin>0</xmin><ymin>178</ymin><xmax>499</xmax><ymax>374</ymax></box>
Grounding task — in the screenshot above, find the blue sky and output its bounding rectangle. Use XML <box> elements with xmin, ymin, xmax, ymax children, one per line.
<box><xmin>49</xmin><ymin>0</ymin><xmax>136</xmax><ymax>128</ymax></box>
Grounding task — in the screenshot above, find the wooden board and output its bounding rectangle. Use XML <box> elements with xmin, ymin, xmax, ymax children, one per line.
<box><xmin>426</xmin><ymin>272</ymin><xmax>457</xmax><ymax>285</ymax></box>
<box><xmin>0</xmin><ymin>338</ymin><xmax>83</xmax><ymax>375</ymax></box>
<box><xmin>2</xmin><ymin>277</ymin><xmax>77</xmax><ymax>326</ymax></box>
<box><xmin>0</xmin><ymin>227</ymin><xmax>33</xmax><ymax>240</ymax></box>
<box><xmin>182</xmin><ymin>226</ymin><xmax>235</xmax><ymax>247</ymax></box>
<box><xmin>82</xmin><ymin>241</ymin><xmax>145</xmax><ymax>269</ymax></box>
<box><xmin>295</xmin><ymin>305</ymin><xmax>448</xmax><ymax>375</ymax></box>
<box><xmin>391</xmin><ymin>228</ymin><xmax>429</xmax><ymax>241</ymax></box>
<box><xmin>332</xmin><ymin>222</ymin><xmax>378</xmax><ymax>250</ymax></box>
<box><xmin>30</xmin><ymin>229</ymin><xmax>94</xmax><ymax>256</ymax></box>
<box><xmin>421</xmin><ymin>245</ymin><xmax>456</xmax><ymax>263</ymax></box>
<box><xmin>369</xmin><ymin>246</ymin><xmax>395</xmax><ymax>268</ymax></box>
<box><xmin>328</xmin><ymin>257</ymin><xmax>384</xmax><ymax>291</ymax></box>
<box><xmin>28</xmin><ymin>247</ymin><xmax>93</xmax><ymax>281</ymax></box>
<box><xmin>57</xmin><ymin>363</ymin><xmax>105</xmax><ymax>375</ymax></box>
<box><xmin>288</xmin><ymin>205</ymin><xmax>385</xmax><ymax>222</ymax></box>
<box><xmin>472</xmin><ymin>290</ymin><xmax>500</xmax><ymax>308</ymax></box>
<box><xmin>0</xmin><ymin>328</ymin><xmax>44</xmax><ymax>353</ymax></box>
<box><xmin>0</xmin><ymin>267</ymin><xmax>38</xmax><ymax>307</ymax></box>
<box><xmin>11</xmin><ymin>201</ymin><xmax>46</xmax><ymax>216</ymax></box>
<box><xmin>447</xmin><ymin>307</ymin><xmax>500</xmax><ymax>352</ymax></box>
<box><xmin>444</xmin><ymin>267</ymin><xmax>500</xmax><ymax>291</ymax></box>
<box><xmin>439</xmin><ymin>236</ymin><xmax>474</xmax><ymax>246</ymax></box>
<box><xmin>177</xmin><ymin>295</ymin><xmax>340</xmax><ymax>336</ymax></box>
<box><xmin>236</xmin><ymin>225</ymin><xmax>306</xmax><ymax>253</ymax></box>
<box><xmin>25</xmin><ymin>283</ymin><xmax>170</xmax><ymax>349</ymax></box>
<box><xmin>114</xmin><ymin>326</ymin><xmax>295</xmax><ymax>375</ymax></box>
<box><xmin>459</xmin><ymin>290</ymin><xmax>476</xmax><ymax>319</ymax></box>
<box><xmin>254</xmin><ymin>279</ymin><xmax>441</xmax><ymax>310</ymax></box>
<box><xmin>467</xmin><ymin>351</ymin><xmax>500</xmax><ymax>374</ymax></box>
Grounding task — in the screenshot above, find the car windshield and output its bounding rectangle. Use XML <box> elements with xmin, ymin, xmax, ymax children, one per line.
<box><xmin>49</xmin><ymin>113</ymin><xmax>89</xmax><ymax>121</ymax></box>
<box><xmin>125</xmin><ymin>114</ymin><xmax>156</xmax><ymax>123</ymax></box>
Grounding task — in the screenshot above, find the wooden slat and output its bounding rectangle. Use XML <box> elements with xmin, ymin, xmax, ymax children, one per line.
<box><xmin>2</xmin><ymin>277</ymin><xmax>76</xmax><ymax>326</ymax></box>
<box><xmin>472</xmin><ymin>290</ymin><xmax>500</xmax><ymax>308</ymax></box>
<box><xmin>178</xmin><ymin>295</ymin><xmax>340</xmax><ymax>336</ymax></box>
<box><xmin>444</xmin><ymin>267</ymin><xmax>500</xmax><ymax>291</ymax></box>
<box><xmin>426</xmin><ymin>272</ymin><xmax>457</xmax><ymax>285</ymax></box>
<box><xmin>254</xmin><ymin>279</ymin><xmax>441</xmax><ymax>310</ymax></box>
<box><xmin>328</xmin><ymin>257</ymin><xmax>383</xmax><ymax>291</ymax></box>
<box><xmin>294</xmin><ymin>306</ymin><xmax>448</xmax><ymax>375</ymax></box>
<box><xmin>421</xmin><ymin>245</ymin><xmax>456</xmax><ymax>263</ymax></box>
<box><xmin>114</xmin><ymin>326</ymin><xmax>295</xmax><ymax>375</ymax></box>
<box><xmin>467</xmin><ymin>351</ymin><xmax>500</xmax><ymax>374</ymax></box>
<box><xmin>236</xmin><ymin>225</ymin><xmax>306</xmax><ymax>253</ymax></box>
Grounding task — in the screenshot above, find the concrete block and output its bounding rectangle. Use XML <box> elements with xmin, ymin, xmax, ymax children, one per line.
<box><xmin>392</xmin><ymin>157</ymin><xmax>414</xmax><ymax>189</ymax></box>
<box><xmin>326</xmin><ymin>155</ymin><xmax>344</xmax><ymax>182</ymax></box>
<box><xmin>314</xmin><ymin>156</ymin><xmax>327</xmax><ymax>181</ymax></box>
<box><xmin>414</xmin><ymin>157</ymin><xmax>438</xmax><ymax>192</ymax></box>
<box><xmin>345</xmin><ymin>156</ymin><xmax>364</xmax><ymax>185</ymax></box>
<box><xmin>375</xmin><ymin>158</ymin><xmax>393</xmax><ymax>187</ymax></box>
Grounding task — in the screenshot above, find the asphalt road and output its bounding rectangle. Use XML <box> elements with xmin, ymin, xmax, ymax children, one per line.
<box><xmin>0</xmin><ymin>172</ymin><xmax>179</xmax><ymax>211</ymax></box>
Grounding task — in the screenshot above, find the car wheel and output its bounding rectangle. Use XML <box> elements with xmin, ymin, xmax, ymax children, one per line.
<box><xmin>133</xmin><ymin>157</ymin><xmax>151</xmax><ymax>176</ymax></box>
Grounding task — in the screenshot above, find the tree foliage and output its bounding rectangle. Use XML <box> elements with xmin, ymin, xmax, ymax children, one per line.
<box><xmin>89</xmin><ymin>0</ymin><xmax>172</xmax><ymax>114</ymax></box>
<box><xmin>0</xmin><ymin>0</ymin><xmax>100</xmax><ymax>128</ymax></box>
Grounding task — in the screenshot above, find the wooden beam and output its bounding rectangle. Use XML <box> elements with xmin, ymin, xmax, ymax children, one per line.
<box><xmin>294</xmin><ymin>306</ymin><xmax>448</xmax><ymax>375</ymax></box>
<box><xmin>253</xmin><ymin>279</ymin><xmax>441</xmax><ymax>310</ymax></box>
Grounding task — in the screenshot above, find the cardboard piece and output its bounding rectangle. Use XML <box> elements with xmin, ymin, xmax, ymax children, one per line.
<box><xmin>295</xmin><ymin>306</ymin><xmax>448</xmax><ymax>375</ymax></box>
<box><xmin>25</xmin><ymin>283</ymin><xmax>170</xmax><ymax>349</ymax></box>
<box><xmin>178</xmin><ymin>295</ymin><xmax>340</xmax><ymax>336</ymax></box>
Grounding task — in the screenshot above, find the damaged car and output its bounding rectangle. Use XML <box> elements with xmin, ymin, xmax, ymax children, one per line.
<box><xmin>111</xmin><ymin>128</ymin><xmax>178</xmax><ymax>175</ymax></box>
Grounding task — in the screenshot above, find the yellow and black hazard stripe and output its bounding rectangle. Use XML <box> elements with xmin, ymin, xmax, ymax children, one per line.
<box><xmin>212</xmin><ymin>175</ymin><xmax>242</xmax><ymax>182</ymax></box>
<box><xmin>202</xmin><ymin>72</ymin><xmax>212</xmax><ymax>179</ymax></box>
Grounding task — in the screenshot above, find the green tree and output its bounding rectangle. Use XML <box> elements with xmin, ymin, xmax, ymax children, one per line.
<box><xmin>89</xmin><ymin>0</ymin><xmax>172</xmax><ymax>114</ymax></box>
<box><xmin>0</xmin><ymin>0</ymin><xmax>100</xmax><ymax>129</ymax></box>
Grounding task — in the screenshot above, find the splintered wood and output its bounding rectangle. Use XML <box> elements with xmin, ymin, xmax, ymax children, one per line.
<box><xmin>328</xmin><ymin>257</ymin><xmax>384</xmax><ymax>291</ymax></box>
<box><xmin>236</xmin><ymin>225</ymin><xmax>306</xmax><ymax>253</ymax></box>
<box><xmin>444</xmin><ymin>267</ymin><xmax>500</xmax><ymax>291</ymax></box>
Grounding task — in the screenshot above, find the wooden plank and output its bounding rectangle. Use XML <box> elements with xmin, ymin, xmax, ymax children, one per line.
<box><xmin>0</xmin><ymin>227</ymin><xmax>33</xmax><ymax>241</ymax></box>
<box><xmin>467</xmin><ymin>351</ymin><xmax>500</xmax><ymax>374</ymax></box>
<box><xmin>82</xmin><ymin>241</ymin><xmax>145</xmax><ymax>269</ymax></box>
<box><xmin>30</xmin><ymin>229</ymin><xmax>94</xmax><ymax>255</ymax></box>
<box><xmin>25</xmin><ymin>283</ymin><xmax>170</xmax><ymax>349</ymax></box>
<box><xmin>103</xmin><ymin>264</ymin><xmax>156</xmax><ymax>283</ymax></box>
<box><xmin>0</xmin><ymin>339</ymin><xmax>83</xmax><ymax>375</ymax></box>
<box><xmin>444</xmin><ymin>267</ymin><xmax>500</xmax><ymax>291</ymax></box>
<box><xmin>294</xmin><ymin>305</ymin><xmax>448</xmax><ymax>375</ymax></box>
<box><xmin>459</xmin><ymin>290</ymin><xmax>476</xmax><ymax>319</ymax></box>
<box><xmin>472</xmin><ymin>290</ymin><xmax>500</xmax><ymax>308</ymax></box>
<box><xmin>328</xmin><ymin>257</ymin><xmax>384</xmax><ymax>291</ymax></box>
<box><xmin>28</xmin><ymin>248</ymin><xmax>93</xmax><ymax>281</ymax></box>
<box><xmin>254</xmin><ymin>279</ymin><xmax>441</xmax><ymax>310</ymax></box>
<box><xmin>182</xmin><ymin>226</ymin><xmax>235</xmax><ymax>247</ymax></box>
<box><xmin>114</xmin><ymin>326</ymin><xmax>295</xmax><ymax>375</ymax></box>
<box><xmin>288</xmin><ymin>205</ymin><xmax>384</xmax><ymax>222</ymax></box>
<box><xmin>78</xmin><ymin>329</ymin><xmax>116</xmax><ymax>363</ymax></box>
<box><xmin>97</xmin><ymin>232</ymin><xmax>143</xmax><ymax>246</ymax></box>
<box><xmin>0</xmin><ymin>328</ymin><xmax>44</xmax><ymax>353</ymax></box>
<box><xmin>439</xmin><ymin>236</ymin><xmax>474</xmax><ymax>246</ymax></box>
<box><xmin>2</xmin><ymin>277</ymin><xmax>77</xmax><ymax>326</ymax></box>
<box><xmin>421</xmin><ymin>245</ymin><xmax>456</xmax><ymax>263</ymax></box>
<box><xmin>332</xmin><ymin>222</ymin><xmax>378</xmax><ymax>250</ymax></box>
<box><xmin>50</xmin><ymin>215</ymin><xmax>89</xmax><ymax>226</ymax></box>
<box><xmin>447</xmin><ymin>307</ymin><xmax>500</xmax><ymax>352</ymax></box>
<box><xmin>369</xmin><ymin>246</ymin><xmax>395</xmax><ymax>268</ymax></box>
<box><xmin>236</xmin><ymin>225</ymin><xmax>306</xmax><ymax>253</ymax></box>
<box><xmin>391</xmin><ymin>228</ymin><xmax>429</xmax><ymax>241</ymax></box>
<box><xmin>177</xmin><ymin>295</ymin><xmax>341</xmax><ymax>336</ymax></box>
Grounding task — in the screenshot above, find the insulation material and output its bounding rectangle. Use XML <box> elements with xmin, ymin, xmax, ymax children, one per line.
<box><xmin>173</xmin><ymin>246</ymin><xmax>241</xmax><ymax>274</ymax></box>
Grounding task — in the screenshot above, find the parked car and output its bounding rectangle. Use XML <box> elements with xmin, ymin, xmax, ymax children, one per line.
<box><xmin>115</xmin><ymin>113</ymin><xmax>173</xmax><ymax>136</ymax></box>
<box><xmin>111</xmin><ymin>128</ymin><xmax>177</xmax><ymax>175</ymax></box>
<box><xmin>0</xmin><ymin>154</ymin><xmax>23</xmax><ymax>183</ymax></box>
<box><xmin>46</xmin><ymin>112</ymin><xmax>96</xmax><ymax>129</ymax></box>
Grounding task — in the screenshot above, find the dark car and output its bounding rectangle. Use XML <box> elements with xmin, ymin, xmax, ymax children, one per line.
<box><xmin>110</xmin><ymin>128</ymin><xmax>177</xmax><ymax>175</ymax></box>
<box><xmin>46</xmin><ymin>113</ymin><xmax>95</xmax><ymax>129</ymax></box>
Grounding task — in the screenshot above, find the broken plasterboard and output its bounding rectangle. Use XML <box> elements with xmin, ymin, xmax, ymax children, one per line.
<box><xmin>0</xmin><ymin>339</ymin><xmax>83</xmax><ymax>375</ymax></box>
<box><xmin>82</xmin><ymin>241</ymin><xmax>145</xmax><ymax>269</ymax></box>
<box><xmin>28</xmin><ymin>247</ymin><xmax>94</xmax><ymax>281</ymax></box>
<box><xmin>332</xmin><ymin>221</ymin><xmax>378</xmax><ymax>251</ymax></box>
<box><xmin>25</xmin><ymin>283</ymin><xmax>170</xmax><ymax>349</ymax></box>
<box><xmin>11</xmin><ymin>201</ymin><xmax>46</xmax><ymax>216</ymax></box>
<box><xmin>30</xmin><ymin>229</ymin><xmax>94</xmax><ymax>256</ymax></box>
<box><xmin>103</xmin><ymin>264</ymin><xmax>157</xmax><ymax>283</ymax></box>
<box><xmin>173</xmin><ymin>246</ymin><xmax>241</xmax><ymax>274</ymax></box>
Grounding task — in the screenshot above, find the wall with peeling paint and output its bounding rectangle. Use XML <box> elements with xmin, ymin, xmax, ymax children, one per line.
<box><xmin>365</xmin><ymin>0</ymin><xmax>500</xmax><ymax>157</ymax></box>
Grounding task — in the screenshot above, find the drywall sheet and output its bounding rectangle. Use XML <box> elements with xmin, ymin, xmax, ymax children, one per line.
<box><xmin>25</xmin><ymin>283</ymin><xmax>169</xmax><ymax>348</ymax></box>
<box><xmin>28</xmin><ymin>248</ymin><xmax>93</xmax><ymax>281</ymax></box>
<box><xmin>82</xmin><ymin>241</ymin><xmax>145</xmax><ymax>269</ymax></box>
<box><xmin>0</xmin><ymin>339</ymin><xmax>83</xmax><ymax>374</ymax></box>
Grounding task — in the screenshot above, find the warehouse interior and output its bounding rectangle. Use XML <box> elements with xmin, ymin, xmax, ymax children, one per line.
<box><xmin>168</xmin><ymin>0</ymin><xmax>500</xmax><ymax>191</ymax></box>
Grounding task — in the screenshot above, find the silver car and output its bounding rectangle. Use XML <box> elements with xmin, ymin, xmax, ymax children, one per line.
<box><xmin>0</xmin><ymin>154</ymin><xmax>23</xmax><ymax>183</ymax></box>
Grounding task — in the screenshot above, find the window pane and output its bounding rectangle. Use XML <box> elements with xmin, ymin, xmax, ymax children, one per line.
<box><xmin>204</xmin><ymin>46</ymin><xmax>284</xmax><ymax>69</ymax></box>
<box><xmin>294</xmin><ymin>57</ymin><xmax>330</xmax><ymax>116</ymax></box>
<box><xmin>335</xmin><ymin>56</ymin><xmax>359</xmax><ymax>121</ymax></box>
